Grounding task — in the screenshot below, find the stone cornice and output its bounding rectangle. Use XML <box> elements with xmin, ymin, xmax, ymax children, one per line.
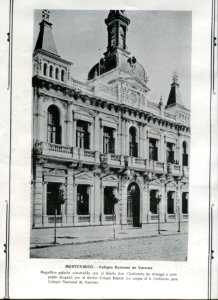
<box><xmin>33</xmin><ymin>75</ymin><xmax>190</xmax><ymax>134</ymax></box>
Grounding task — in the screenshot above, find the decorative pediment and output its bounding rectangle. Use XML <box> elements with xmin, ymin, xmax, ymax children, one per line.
<box><xmin>44</xmin><ymin>168</ymin><xmax>66</xmax><ymax>176</ymax></box>
<box><xmin>149</xmin><ymin>178</ymin><xmax>162</xmax><ymax>186</ymax></box>
<box><xmin>165</xmin><ymin>180</ymin><xmax>177</xmax><ymax>188</ymax></box>
<box><xmin>74</xmin><ymin>172</ymin><xmax>93</xmax><ymax>180</ymax></box>
<box><xmin>101</xmin><ymin>174</ymin><xmax>118</xmax><ymax>182</ymax></box>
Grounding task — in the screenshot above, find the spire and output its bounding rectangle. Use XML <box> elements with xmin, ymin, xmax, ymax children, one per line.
<box><xmin>166</xmin><ymin>72</ymin><xmax>184</xmax><ymax>108</ymax></box>
<box><xmin>105</xmin><ymin>10</ymin><xmax>130</xmax><ymax>53</ymax></box>
<box><xmin>34</xmin><ymin>10</ymin><xmax>59</xmax><ymax>56</ymax></box>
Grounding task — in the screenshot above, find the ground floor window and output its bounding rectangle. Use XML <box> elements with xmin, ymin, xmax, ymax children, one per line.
<box><xmin>77</xmin><ymin>185</ymin><xmax>89</xmax><ymax>215</ymax></box>
<box><xmin>47</xmin><ymin>182</ymin><xmax>62</xmax><ymax>215</ymax></box>
<box><xmin>104</xmin><ymin>187</ymin><xmax>116</xmax><ymax>215</ymax></box>
<box><xmin>182</xmin><ymin>192</ymin><xmax>188</xmax><ymax>214</ymax></box>
<box><xmin>150</xmin><ymin>190</ymin><xmax>158</xmax><ymax>214</ymax></box>
<box><xmin>167</xmin><ymin>191</ymin><xmax>175</xmax><ymax>214</ymax></box>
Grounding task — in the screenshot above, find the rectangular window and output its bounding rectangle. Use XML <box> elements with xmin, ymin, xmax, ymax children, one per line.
<box><xmin>182</xmin><ymin>192</ymin><xmax>188</xmax><ymax>214</ymax></box>
<box><xmin>104</xmin><ymin>187</ymin><xmax>115</xmax><ymax>215</ymax></box>
<box><xmin>166</xmin><ymin>142</ymin><xmax>175</xmax><ymax>163</ymax></box>
<box><xmin>77</xmin><ymin>185</ymin><xmax>89</xmax><ymax>215</ymax></box>
<box><xmin>47</xmin><ymin>183</ymin><xmax>62</xmax><ymax>215</ymax></box>
<box><xmin>103</xmin><ymin>127</ymin><xmax>115</xmax><ymax>154</ymax></box>
<box><xmin>149</xmin><ymin>138</ymin><xmax>158</xmax><ymax>161</ymax></box>
<box><xmin>182</xmin><ymin>154</ymin><xmax>188</xmax><ymax>166</ymax></box>
<box><xmin>150</xmin><ymin>190</ymin><xmax>158</xmax><ymax>214</ymax></box>
<box><xmin>167</xmin><ymin>191</ymin><xmax>174</xmax><ymax>214</ymax></box>
<box><xmin>76</xmin><ymin>120</ymin><xmax>90</xmax><ymax>149</ymax></box>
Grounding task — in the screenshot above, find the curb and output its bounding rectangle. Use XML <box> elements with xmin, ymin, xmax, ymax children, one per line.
<box><xmin>30</xmin><ymin>231</ymin><xmax>188</xmax><ymax>250</ymax></box>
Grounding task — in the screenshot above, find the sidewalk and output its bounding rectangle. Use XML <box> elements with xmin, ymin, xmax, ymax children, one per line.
<box><xmin>30</xmin><ymin>222</ymin><xmax>188</xmax><ymax>249</ymax></box>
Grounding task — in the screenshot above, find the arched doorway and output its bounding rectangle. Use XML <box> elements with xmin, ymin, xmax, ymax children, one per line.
<box><xmin>127</xmin><ymin>182</ymin><xmax>140</xmax><ymax>227</ymax></box>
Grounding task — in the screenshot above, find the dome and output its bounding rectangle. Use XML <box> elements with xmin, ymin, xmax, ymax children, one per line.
<box><xmin>88</xmin><ymin>50</ymin><xmax>147</xmax><ymax>84</ymax></box>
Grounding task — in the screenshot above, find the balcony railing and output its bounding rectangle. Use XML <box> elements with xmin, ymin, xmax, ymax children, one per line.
<box><xmin>103</xmin><ymin>153</ymin><xmax>124</xmax><ymax>167</ymax></box>
<box><xmin>78</xmin><ymin>215</ymin><xmax>90</xmax><ymax>222</ymax></box>
<box><xmin>40</xmin><ymin>142</ymin><xmax>72</xmax><ymax>159</ymax></box>
<box><xmin>36</xmin><ymin>142</ymin><xmax>185</xmax><ymax>175</ymax></box>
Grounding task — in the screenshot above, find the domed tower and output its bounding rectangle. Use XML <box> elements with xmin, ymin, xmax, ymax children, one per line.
<box><xmin>88</xmin><ymin>10</ymin><xmax>149</xmax><ymax>109</ymax></box>
<box><xmin>88</xmin><ymin>11</ymin><xmax>148</xmax><ymax>84</ymax></box>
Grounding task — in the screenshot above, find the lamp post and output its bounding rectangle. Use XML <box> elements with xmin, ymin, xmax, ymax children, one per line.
<box><xmin>156</xmin><ymin>193</ymin><xmax>162</xmax><ymax>234</ymax></box>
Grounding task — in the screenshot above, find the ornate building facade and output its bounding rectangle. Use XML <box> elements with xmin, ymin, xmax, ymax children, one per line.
<box><xmin>31</xmin><ymin>10</ymin><xmax>190</xmax><ymax>228</ymax></box>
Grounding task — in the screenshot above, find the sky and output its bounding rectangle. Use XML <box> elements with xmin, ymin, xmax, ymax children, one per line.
<box><xmin>34</xmin><ymin>10</ymin><xmax>191</xmax><ymax>108</ymax></box>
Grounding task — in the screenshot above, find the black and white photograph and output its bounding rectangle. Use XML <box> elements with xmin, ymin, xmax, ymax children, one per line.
<box><xmin>30</xmin><ymin>9</ymin><xmax>191</xmax><ymax>261</ymax></box>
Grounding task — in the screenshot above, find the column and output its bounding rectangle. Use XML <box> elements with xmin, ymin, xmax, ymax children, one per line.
<box><xmin>121</xmin><ymin>119</ymin><xmax>126</xmax><ymax>155</ymax></box>
<box><xmin>33</xmin><ymin>164</ymin><xmax>43</xmax><ymax>227</ymax></box>
<box><xmin>94</xmin><ymin>175</ymin><xmax>101</xmax><ymax>224</ymax></box>
<box><xmin>140</xmin><ymin>124</ymin><xmax>146</xmax><ymax>159</ymax></box>
<box><xmin>94</xmin><ymin>114</ymin><xmax>100</xmax><ymax>152</ymax></box>
<box><xmin>66</xmin><ymin>104</ymin><xmax>73</xmax><ymax>146</ymax></box>
<box><xmin>121</xmin><ymin>180</ymin><xmax>127</xmax><ymax>227</ymax></box>
<box><xmin>72</xmin><ymin>115</ymin><xmax>76</xmax><ymax>147</ymax></box>
<box><xmin>100</xmin><ymin>184</ymin><xmax>104</xmax><ymax>224</ymax></box>
<box><xmin>60</xmin><ymin>184</ymin><xmax>67</xmax><ymax>224</ymax></box>
<box><xmin>42</xmin><ymin>182</ymin><xmax>47</xmax><ymax>225</ymax></box>
<box><xmin>100</xmin><ymin>119</ymin><xmax>103</xmax><ymax>153</ymax></box>
<box><xmin>90</xmin><ymin>185</ymin><xmax>95</xmax><ymax>224</ymax></box>
<box><xmin>117</xmin><ymin>113</ymin><xmax>122</xmax><ymax>155</ymax></box>
<box><xmin>160</xmin><ymin>183</ymin><xmax>166</xmax><ymax>222</ymax></box>
<box><xmin>125</xmin><ymin>120</ymin><xmax>129</xmax><ymax>156</ymax></box>
<box><xmin>73</xmin><ymin>183</ymin><xmax>78</xmax><ymax>224</ymax></box>
<box><xmin>66</xmin><ymin>169</ymin><xmax>74</xmax><ymax>224</ymax></box>
<box><xmin>37</xmin><ymin>96</ymin><xmax>45</xmax><ymax>141</ymax></box>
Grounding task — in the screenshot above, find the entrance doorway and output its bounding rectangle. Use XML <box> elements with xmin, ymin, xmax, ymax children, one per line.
<box><xmin>127</xmin><ymin>182</ymin><xmax>140</xmax><ymax>227</ymax></box>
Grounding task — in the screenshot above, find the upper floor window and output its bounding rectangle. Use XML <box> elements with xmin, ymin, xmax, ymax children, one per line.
<box><xmin>49</xmin><ymin>65</ymin><xmax>53</xmax><ymax>78</ymax></box>
<box><xmin>166</xmin><ymin>142</ymin><xmax>175</xmax><ymax>163</ymax></box>
<box><xmin>55</xmin><ymin>68</ymin><xmax>59</xmax><ymax>80</ymax></box>
<box><xmin>61</xmin><ymin>69</ymin><xmax>65</xmax><ymax>82</ymax></box>
<box><xmin>129</xmin><ymin>127</ymin><xmax>138</xmax><ymax>157</ymax></box>
<box><xmin>103</xmin><ymin>127</ymin><xmax>115</xmax><ymax>154</ymax></box>
<box><xmin>149</xmin><ymin>138</ymin><xmax>158</xmax><ymax>161</ymax></box>
<box><xmin>76</xmin><ymin>120</ymin><xmax>90</xmax><ymax>149</ymax></box>
<box><xmin>43</xmin><ymin>63</ymin><xmax>47</xmax><ymax>76</ymax></box>
<box><xmin>77</xmin><ymin>185</ymin><xmax>89</xmax><ymax>215</ymax></box>
<box><xmin>182</xmin><ymin>141</ymin><xmax>188</xmax><ymax>166</ymax></box>
<box><xmin>47</xmin><ymin>105</ymin><xmax>61</xmax><ymax>144</ymax></box>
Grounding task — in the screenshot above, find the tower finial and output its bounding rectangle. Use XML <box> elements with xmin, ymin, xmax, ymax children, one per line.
<box><xmin>172</xmin><ymin>71</ymin><xmax>178</xmax><ymax>84</ymax></box>
<box><xmin>42</xmin><ymin>9</ymin><xmax>50</xmax><ymax>21</ymax></box>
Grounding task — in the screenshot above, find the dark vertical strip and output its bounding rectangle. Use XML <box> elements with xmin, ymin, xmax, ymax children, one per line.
<box><xmin>5</xmin><ymin>0</ymin><xmax>14</xmax><ymax>299</ymax></box>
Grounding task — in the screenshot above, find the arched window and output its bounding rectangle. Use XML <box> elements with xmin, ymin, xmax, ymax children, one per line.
<box><xmin>182</xmin><ymin>141</ymin><xmax>188</xmax><ymax>166</ymax></box>
<box><xmin>43</xmin><ymin>63</ymin><xmax>47</xmax><ymax>76</ymax></box>
<box><xmin>61</xmin><ymin>69</ymin><xmax>65</xmax><ymax>82</ymax></box>
<box><xmin>55</xmin><ymin>68</ymin><xmax>59</xmax><ymax>80</ymax></box>
<box><xmin>49</xmin><ymin>65</ymin><xmax>53</xmax><ymax>78</ymax></box>
<box><xmin>129</xmin><ymin>127</ymin><xmax>138</xmax><ymax>157</ymax></box>
<box><xmin>47</xmin><ymin>105</ymin><xmax>61</xmax><ymax>144</ymax></box>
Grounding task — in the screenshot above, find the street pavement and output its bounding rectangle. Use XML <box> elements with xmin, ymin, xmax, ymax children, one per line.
<box><xmin>30</xmin><ymin>230</ymin><xmax>188</xmax><ymax>261</ymax></box>
<box><xmin>30</xmin><ymin>222</ymin><xmax>188</xmax><ymax>260</ymax></box>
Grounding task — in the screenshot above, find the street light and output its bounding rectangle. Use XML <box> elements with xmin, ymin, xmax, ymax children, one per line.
<box><xmin>156</xmin><ymin>192</ymin><xmax>162</xmax><ymax>234</ymax></box>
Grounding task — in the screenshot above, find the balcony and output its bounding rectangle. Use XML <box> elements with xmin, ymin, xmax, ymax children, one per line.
<box><xmin>36</xmin><ymin>142</ymin><xmax>100</xmax><ymax>164</ymax></box>
<box><xmin>126</xmin><ymin>157</ymin><xmax>146</xmax><ymax>170</ymax></box>
<box><xmin>40</xmin><ymin>142</ymin><xmax>72</xmax><ymax>159</ymax></box>
<box><xmin>146</xmin><ymin>160</ymin><xmax>165</xmax><ymax>173</ymax></box>
<box><xmin>72</xmin><ymin>148</ymin><xmax>100</xmax><ymax>164</ymax></box>
<box><xmin>103</xmin><ymin>153</ymin><xmax>125</xmax><ymax>168</ymax></box>
<box><xmin>169</xmin><ymin>163</ymin><xmax>182</xmax><ymax>176</ymax></box>
<box><xmin>183</xmin><ymin>166</ymin><xmax>189</xmax><ymax>177</ymax></box>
